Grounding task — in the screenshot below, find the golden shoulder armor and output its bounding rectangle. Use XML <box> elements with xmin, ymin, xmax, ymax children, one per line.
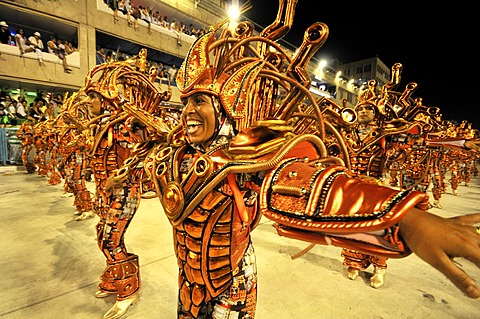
<box><xmin>227</xmin><ymin>125</ymin><xmax>287</xmax><ymax>160</ymax></box>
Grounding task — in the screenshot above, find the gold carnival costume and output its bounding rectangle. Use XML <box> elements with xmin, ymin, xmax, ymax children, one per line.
<box><xmin>109</xmin><ymin>2</ymin><xmax>439</xmax><ymax>317</ymax></box>
<box><xmin>32</xmin><ymin>119</ymin><xmax>48</xmax><ymax>176</ymax></box>
<box><xmin>334</xmin><ymin>64</ymin><xmax>478</xmax><ymax>287</ymax></box>
<box><xmin>58</xmin><ymin>92</ymin><xmax>94</xmax><ymax>218</ymax></box>
<box><xmin>319</xmin><ymin>65</ymin><xmax>435</xmax><ymax>288</ymax></box>
<box><xmin>16</xmin><ymin>119</ymin><xmax>36</xmax><ymax>173</ymax></box>
<box><xmin>43</xmin><ymin>118</ymin><xmax>63</xmax><ymax>186</ymax></box>
<box><xmin>79</xmin><ymin>49</ymin><xmax>173</xmax><ymax>319</ymax></box>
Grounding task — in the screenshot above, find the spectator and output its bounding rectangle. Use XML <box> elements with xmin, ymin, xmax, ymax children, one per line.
<box><xmin>169</xmin><ymin>64</ymin><xmax>178</xmax><ymax>85</ymax></box>
<box><xmin>0</xmin><ymin>21</ymin><xmax>11</xmax><ymax>44</ymax></box>
<box><xmin>53</xmin><ymin>93</ymin><xmax>64</xmax><ymax>107</ymax></box>
<box><xmin>118</xmin><ymin>0</ymin><xmax>128</xmax><ymax>16</ymax></box>
<box><xmin>28</xmin><ymin>95</ymin><xmax>46</xmax><ymax>122</ymax></box>
<box><xmin>160</xmin><ymin>15</ymin><xmax>169</xmax><ymax>28</ymax></box>
<box><xmin>34</xmin><ymin>92</ymin><xmax>48</xmax><ymax>116</ymax></box>
<box><xmin>181</xmin><ymin>22</ymin><xmax>188</xmax><ymax>34</ymax></box>
<box><xmin>16</xmin><ymin>97</ymin><xmax>28</xmax><ymax>119</ymax></box>
<box><xmin>0</xmin><ymin>103</ymin><xmax>9</xmax><ymax>127</ymax></box>
<box><xmin>197</xmin><ymin>27</ymin><xmax>206</xmax><ymax>37</ymax></box>
<box><xmin>50</xmin><ymin>93</ymin><xmax>64</xmax><ymax>116</ymax></box>
<box><xmin>118</xmin><ymin>52</ymin><xmax>126</xmax><ymax>61</ymax></box>
<box><xmin>47</xmin><ymin>35</ymin><xmax>72</xmax><ymax>73</ymax></box>
<box><xmin>187</xmin><ymin>24</ymin><xmax>197</xmax><ymax>37</ymax></box>
<box><xmin>109</xmin><ymin>0</ymin><xmax>120</xmax><ymax>23</ymax></box>
<box><xmin>96</xmin><ymin>46</ymin><xmax>105</xmax><ymax>64</ymax></box>
<box><xmin>170</xmin><ymin>19</ymin><xmax>182</xmax><ymax>46</ymax></box>
<box><xmin>14</xmin><ymin>28</ymin><xmax>34</xmax><ymax>56</ymax></box>
<box><xmin>157</xmin><ymin>63</ymin><xmax>170</xmax><ymax>89</ymax></box>
<box><xmin>63</xmin><ymin>40</ymin><xmax>76</xmax><ymax>55</ymax></box>
<box><xmin>5</xmin><ymin>95</ymin><xmax>17</xmax><ymax>116</ymax></box>
<box><xmin>140</xmin><ymin>6</ymin><xmax>153</xmax><ymax>34</ymax></box>
<box><xmin>43</xmin><ymin>100</ymin><xmax>58</xmax><ymax>119</ymax></box>
<box><xmin>105</xmin><ymin>50</ymin><xmax>114</xmax><ymax>63</ymax></box>
<box><xmin>28</xmin><ymin>31</ymin><xmax>45</xmax><ymax>65</ymax></box>
<box><xmin>131</xmin><ymin>5</ymin><xmax>141</xmax><ymax>31</ymax></box>
<box><xmin>123</xmin><ymin>0</ymin><xmax>133</xmax><ymax>27</ymax></box>
<box><xmin>0</xmin><ymin>96</ymin><xmax>16</xmax><ymax>126</ymax></box>
<box><xmin>152</xmin><ymin>10</ymin><xmax>160</xmax><ymax>25</ymax></box>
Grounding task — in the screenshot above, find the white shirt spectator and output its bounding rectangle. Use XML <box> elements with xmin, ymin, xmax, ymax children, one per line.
<box><xmin>169</xmin><ymin>65</ymin><xmax>178</xmax><ymax>84</ymax></box>
<box><xmin>16</xmin><ymin>101</ymin><xmax>27</xmax><ymax>118</ymax></box>
<box><xmin>58</xmin><ymin>42</ymin><xmax>66</xmax><ymax>53</ymax></box>
<box><xmin>170</xmin><ymin>20</ymin><xmax>181</xmax><ymax>33</ymax></box>
<box><xmin>14</xmin><ymin>28</ymin><xmax>34</xmax><ymax>55</ymax></box>
<box><xmin>7</xmin><ymin>102</ymin><xmax>16</xmax><ymax>117</ymax></box>
<box><xmin>47</xmin><ymin>38</ymin><xmax>58</xmax><ymax>54</ymax></box>
<box><xmin>28</xmin><ymin>32</ymin><xmax>44</xmax><ymax>51</ymax></box>
<box><xmin>28</xmin><ymin>32</ymin><xmax>44</xmax><ymax>63</ymax></box>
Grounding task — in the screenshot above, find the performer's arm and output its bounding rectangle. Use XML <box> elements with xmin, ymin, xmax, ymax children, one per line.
<box><xmin>261</xmin><ymin>159</ymin><xmax>480</xmax><ymax>298</ymax></box>
<box><xmin>261</xmin><ymin>162</ymin><xmax>429</xmax><ymax>258</ymax></box>
<box><xmin>426</xmin><ymin>137</ymin><xmax>480</xmax><ymax>151</ymax></box>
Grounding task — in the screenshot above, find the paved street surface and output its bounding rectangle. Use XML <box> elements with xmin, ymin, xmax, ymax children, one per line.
<box><xmin>1</xmin><ymin>164</ymin><xmax>479</xmax><ymax>319</ymax></box>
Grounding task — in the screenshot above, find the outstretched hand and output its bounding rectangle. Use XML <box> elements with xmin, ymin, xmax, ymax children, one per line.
<box><xmin>399</xmin><ymin>209</ymin><xmax>480</xmax><ymax>298</ymax></box>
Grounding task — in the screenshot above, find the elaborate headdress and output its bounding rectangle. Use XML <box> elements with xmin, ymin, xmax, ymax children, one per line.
<box><xmin>83</xmin><ymin>48</ymin><xmax>171</xmax><ymax>116</ymax></box>
<box><xmin>176</xmin><ymin>1</ymin><xmax>329</xmax><ymax>133</ymax></box>
<box><xmin>356</xmin><ymin>63</ymin><xmax>405</xmax><ymax>118</ymax></box>
<box><xmin>355</xmin><ymin>63</ymin><xmax>443</xmax><ymax>132</ymax></box>
<box><xmin>356</xmin><ymin>79</ymin><xmax>379</xmax><ymax>112</ymax></box>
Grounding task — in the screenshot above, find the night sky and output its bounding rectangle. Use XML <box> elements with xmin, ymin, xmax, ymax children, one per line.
<box><xmin>243</xmin><ymin>1</ymin><xmax>479</xmax><ymax>130</ymax></box>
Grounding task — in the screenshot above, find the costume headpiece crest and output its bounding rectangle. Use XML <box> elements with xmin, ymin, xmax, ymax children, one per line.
<box><xmin>355</xmin><ymin>63</ymin><xmax>443</xmax><ymax>132</ymax></box>
<box><xmin>83</xmin><ymin>48</ymin><xmax>171</xmax><ymax>115</ymax></box>
<box><xmin>176</xmin><ymin>1</ymin><xmax>329</xmax><ymax>132</ymax></box>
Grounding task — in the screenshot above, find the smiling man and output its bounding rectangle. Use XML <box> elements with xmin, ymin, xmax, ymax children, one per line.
<box><xmin>104</xmin><ymin>2</ymin><xmax>480</xmax><ymax>318</ymax></box>
<box><xmin>181</xmin><ymin>92</ymin><xmax>234</xmax><ymax>150</ymax></box>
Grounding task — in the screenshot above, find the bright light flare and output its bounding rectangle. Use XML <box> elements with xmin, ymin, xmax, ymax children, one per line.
<box><xmin>228</xmin><ymin>5</ymin><xmax>241</xmax><ymax>21</ymax></box>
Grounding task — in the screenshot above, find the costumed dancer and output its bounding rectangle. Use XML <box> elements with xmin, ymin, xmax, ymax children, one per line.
<box><xmin>329</xmin><ymin>64</ymin><xmax>426</xmax><ymax>289</ymax></box>
<box><xmin>32</xmin><ymin>119</ymin><xmax>48</xmax><ymax>176</ymax></box>
<box><xmin>340</xmin><ymin>67</ymin><xmax>480</xmax><ymax>288</ymax></box>
<box><xmin>16</xmin><ymin>119</ymin><xmax>36</xmax><ymax>173</ymax></box>
<box><xmin>58</xmin><ymin>92</ymin><xmax>95</xmax><ymax>220</ymax></box>
<box><xmin>81</xmin><ymin>49</ymin><xmax>172</xmax><ymax>319</ymax></box>
<box><xmin>109</xmin><ymin>2</ymin><xmax>480</xmax><ymax>318</ymax></box>
<box><xmin>44</xmin><ymin>118</ymin><xmax>63</xmax><ymax>186</ymax></box>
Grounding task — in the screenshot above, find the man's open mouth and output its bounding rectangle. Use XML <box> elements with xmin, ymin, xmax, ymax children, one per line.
<box><xmin>186</xmin><ymin>119</ymin><xmax>202</xmax><ymax>134</ymax></box>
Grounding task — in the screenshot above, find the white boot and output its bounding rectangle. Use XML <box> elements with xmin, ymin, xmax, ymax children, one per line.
<box><xmin>75</xmin><ymin>211</ymin><xmax>95</xmax><ymax>221</ymax></box>
<box><xmin>103</xmin><ymin>293</ymin><xmax>139</xmax><ymax>319</ymax></box>
<box><xmin>370</xmin><ymin>267</ymin><xmax>386</xmax><ymax>289</ymax></box>
<box><xmin>432</xmin><ymin>200</ymin><xmax>443</xmax><ymax>209</ymax></box>
<box><xmin>346</xmin><ymin>267</ymin><xmax>359</xmax><ymax>280</ymax></box>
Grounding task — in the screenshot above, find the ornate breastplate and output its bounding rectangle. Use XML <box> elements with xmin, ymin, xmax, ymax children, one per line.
<box><xmin>343</xmin><ymin>127</ymin><xmax>386</xmax><ymax>179</ymax></box>
<box><xmin>350</xmin><ymin>147</ymin><xmax>385</xmax><ymax>178</ymax></box>
<box><xmin>144</xmin><ymin>140</ymin><xmax>255</xmax><ymax>317</ymax></box>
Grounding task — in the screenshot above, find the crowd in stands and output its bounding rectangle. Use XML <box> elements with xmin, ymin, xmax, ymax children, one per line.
<box><xmin>104</xmin><ymin>0</ymin><xmax>209</xmax><ymax>42</ymax></box>
<box><xmin>95</xmin><ymin>46</ymin><xmax>179</xmax><ymax>89</ymax></box>
<box><xmin>97</xmin><ymin>1</ymin><xmax>198</xmax><ymax>88</ymax></box>
<box><xmin>0</xmin><ymin>90</ymin><xmax>65</xmax><ymax>127</ymax></box>
<box><xmin>1</xmin><ymin>1</ymin><xmax>201</xmax><ymax>126</ymax></box>
<box><xmin>0</xmin><ymin>20</ymin><xmax>77</xmax><ymax>73</ymax></box>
